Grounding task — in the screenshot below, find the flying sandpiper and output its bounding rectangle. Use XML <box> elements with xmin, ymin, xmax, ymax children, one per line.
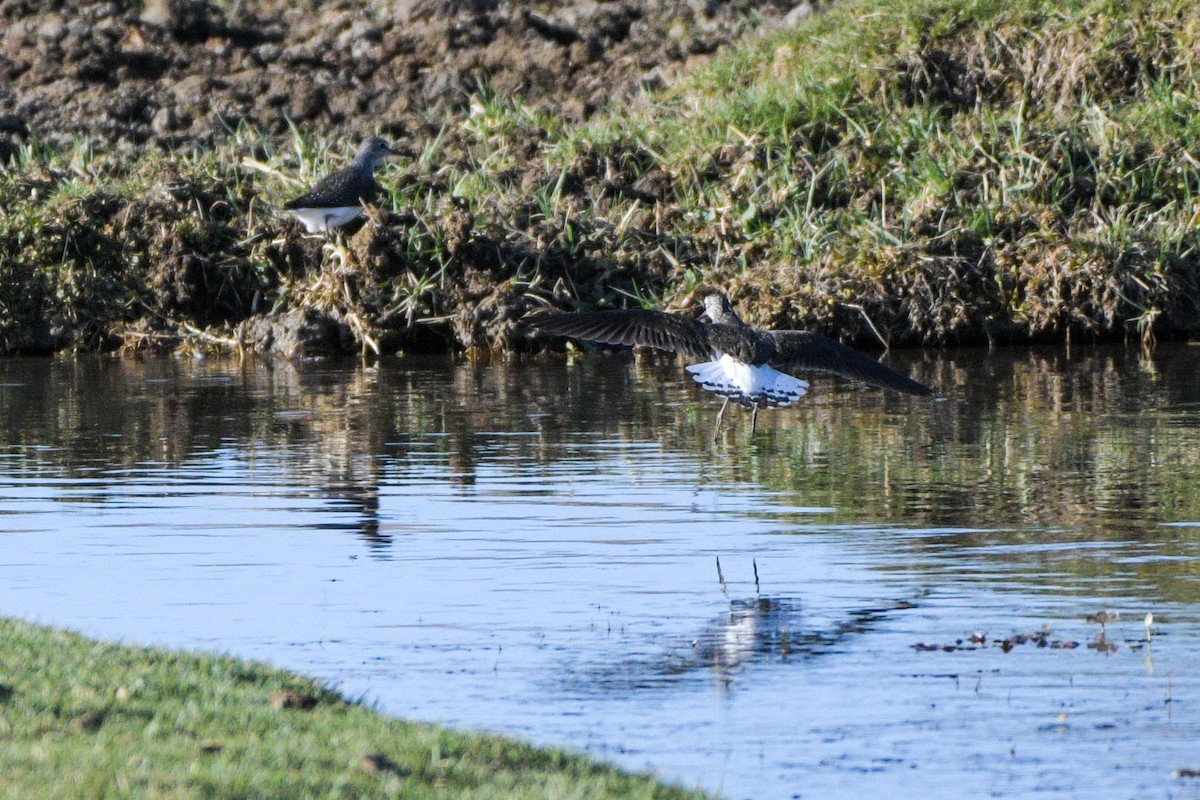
<box><xmin>523</xmin><ymin>292</ymin><xmax>938</xmax><ymax>434</ymax></box>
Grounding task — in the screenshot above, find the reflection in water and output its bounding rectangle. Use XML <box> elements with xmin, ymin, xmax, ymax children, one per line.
<box><xmin>588</xmin><ymin>593</ymin><xmax>921</xmax><ymax>693</ymax></box>
<box><xmin>3</xmin><ymin>345</ymin><xmax>1198</xmax><ymax>592</ymax></box>
<box><xmin>2</xmin><ymin>346</ymin><xmax>1200</xmax><ymax>800</ymax></box>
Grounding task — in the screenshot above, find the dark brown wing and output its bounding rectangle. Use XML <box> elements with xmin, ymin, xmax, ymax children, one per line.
<box><xmin>522</xmin><ymin>309</ymin><xmax>713</xmax><ymax>361</ymax></box>
<box><xmin>766</xmin><ymin>331</ymin><xmax>937</xmax><ymax>396</ymax></box>
<box><xmin>284</xmin><ymin>166</ymin><xmax>377</xmax><ymax>209</ymax></box>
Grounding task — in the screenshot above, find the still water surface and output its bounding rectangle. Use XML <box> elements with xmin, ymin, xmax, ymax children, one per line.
<box><xmin>1</xmin><ymin>346</ymin><xmax>1199</xmax><ymax>798</ymax></box>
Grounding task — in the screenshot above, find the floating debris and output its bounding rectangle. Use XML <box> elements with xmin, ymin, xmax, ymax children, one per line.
<box><xmin>914</xmin><ymin>610</ymin><xmax>1164</xmax><ymax>655</ymax></box>
<box><xmin>1037</xmin><ymin>712</ymin><xmax>1071</xmax><ymax>733</ymax></box>
<box><xmin>1086</xmin><ymin>610</ymin><xmax>1120</xmax><ymax>626</ymax></box>
<box><xmin>913</xmin><ymin>629</ymin><xmax>1081</xmax><ymax>653</ymax></box>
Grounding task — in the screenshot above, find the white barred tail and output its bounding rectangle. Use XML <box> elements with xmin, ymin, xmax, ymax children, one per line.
<box><xmin>685</xmin><ymin>355</ymin><xmax>809</xmax><ymax>409</ymax></box>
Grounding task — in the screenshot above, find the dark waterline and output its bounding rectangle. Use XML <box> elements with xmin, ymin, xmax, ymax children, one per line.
<box><xmin>1</xmin><ymin>345</ymin><xmax>1198</xmax><ymax>798</ymax></box>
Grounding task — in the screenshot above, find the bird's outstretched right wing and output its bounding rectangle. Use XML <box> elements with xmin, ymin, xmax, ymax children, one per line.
<box><xmin>522</xmin><ymin>309</ymin><xmax>712</xmax><ymax>361</ymax></box>
<box><xmin>766</xmin><ymin>331</ymin><xmax>937</xmax><ymax>396</ymax></box>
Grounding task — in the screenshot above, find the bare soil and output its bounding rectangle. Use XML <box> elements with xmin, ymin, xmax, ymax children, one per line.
<box><xmin>2</xmin><ymin>0</ymin><xmax>826</xmax><ymax>355</ymax></box>
<box><xmin>1</xmin><ymin>0</ymin><xmax>801</xmax><ymax>155</ymax></box>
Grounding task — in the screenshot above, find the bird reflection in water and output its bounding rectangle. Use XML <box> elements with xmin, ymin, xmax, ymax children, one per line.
<box><xmin>677</xmin><ymin>560</ymin><xmax>918</xmax><ymax>686</ymax></box>
<box><xmin>675</xmin><ymin>595</ymin><xmax>918</xmax><ymax>689</ymax></box>
<box><xmin>577</xmin><ymin>564</ymin><xmax>920</xmax><ymax>693</ymax></box>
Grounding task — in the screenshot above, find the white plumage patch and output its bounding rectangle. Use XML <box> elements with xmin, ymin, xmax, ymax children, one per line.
<box><xmin>287</xmin><ymin>206</ymin><xmax>363</xmax><ymax>233</ymax></box>
<box><xmin>685</xmin><ymin>354</ymin><xmax>809</xmax><ymax>409</ymax></box>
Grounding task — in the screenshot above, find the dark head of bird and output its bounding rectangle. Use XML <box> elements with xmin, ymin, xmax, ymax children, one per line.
<box><xmin>700</xmin><ymin>293</ymin><xmax>744</xmax><ymax>327</ymax></box>
<box><xmin>354</xmin><ymin>137</ymin><xmax>394</xmax><ymax>171</ymax></box>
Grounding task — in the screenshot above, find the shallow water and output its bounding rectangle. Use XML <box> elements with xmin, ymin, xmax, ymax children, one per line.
<box><xmin>2</xmin><ymin>345</ymin><xmax>1199</xmax><ymax>799</ymax></box>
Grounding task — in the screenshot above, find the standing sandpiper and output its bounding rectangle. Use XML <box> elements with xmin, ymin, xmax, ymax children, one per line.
<box><xmin>283</xmin><ymin>136</ymin><xmax>393</xmax><ymax>233</ymax></box>
<box><xmin>523</xmin><ymin>292</ymin><xmax>938</xmax><ymax>434</ymax></box>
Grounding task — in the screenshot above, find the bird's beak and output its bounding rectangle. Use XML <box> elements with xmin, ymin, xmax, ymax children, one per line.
<box><xmin>697</xmin><ymin>311</ymin><xmax>711</xmax><ymax>323</ymax></box>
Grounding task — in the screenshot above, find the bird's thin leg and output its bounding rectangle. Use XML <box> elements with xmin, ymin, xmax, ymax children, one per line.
<box><xmin>712</xmin><ymin>397</ymin><xmax>730</xmax><ymax>440</ymax></box>
<box><xmin>330</xmin><ymin>234</ymin><xmax>352</xmax><ymax>275</ymax></box>
<box><xmin>751</xmin><ymin>405</ymin><xmax>758</xmax><ymax>434</ymax></box>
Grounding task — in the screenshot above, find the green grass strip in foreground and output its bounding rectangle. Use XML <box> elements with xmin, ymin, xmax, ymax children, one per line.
<box><xmin>0</xmin><ymin>618</ymin><xmax>710</xmax><ymax>799</ymax></box>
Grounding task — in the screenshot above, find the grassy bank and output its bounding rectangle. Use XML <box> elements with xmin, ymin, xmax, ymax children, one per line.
<box><xmin>612</xmin><ymin>0</ymin><xmax>1200</xmax><ymax>345</ymax></box>
<box><xmin>2</xmin><ymin>0</ymin><xmax>1200</xmax><ymax>355</ymax></box>
<box><xmin>0</xmin><ymin>617</ymin><xmax>708</xmax><ymax>799</ymax></box>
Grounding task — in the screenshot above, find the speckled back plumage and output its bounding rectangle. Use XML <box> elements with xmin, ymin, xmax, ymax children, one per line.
<box><xmin>283</xmin><ymin>137</ymin><xmax>392</xmax><ymax>211</ymax></box>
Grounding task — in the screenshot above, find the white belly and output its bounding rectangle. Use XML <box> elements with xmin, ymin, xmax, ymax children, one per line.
<box><xmin>286</xmin><ymin>206</ymin><xmax>363</xmax><ymax>233</ymax></box>
<box><xmin>685</xmin><ymin>354</ymin><xmax>809</xmax><ymax>409</ymax></box>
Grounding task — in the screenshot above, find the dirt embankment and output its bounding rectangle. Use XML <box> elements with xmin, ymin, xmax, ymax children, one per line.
<box><xmin>14</xmin><ymin>0</ymin><xmax>1187</xmax><ymax>358</ymax></box>
<box><xmin>1</xmin><ymin>0</ymin><xmax>802</xmax><ymax>156</ymax></box>
<box><xmin>3</xmin><ymin>0</ymin><xmax>825</xmax><ymax>355</ymax></box>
